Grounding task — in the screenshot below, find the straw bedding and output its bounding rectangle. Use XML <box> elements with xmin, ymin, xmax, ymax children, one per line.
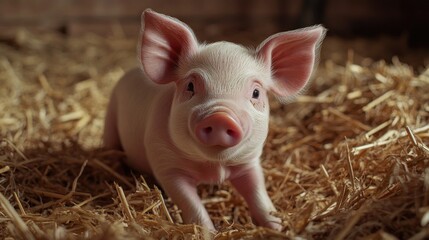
<box><xmin>0</xmin><ymin>29</ymin><xmax>428</xmax><ymax>239</ymax></box>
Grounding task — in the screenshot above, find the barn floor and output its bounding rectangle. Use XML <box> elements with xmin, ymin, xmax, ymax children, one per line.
<box><xmin>1</xmin><ymin>29</ymin><xmax>429</xmax><ymax>239</ymax></box>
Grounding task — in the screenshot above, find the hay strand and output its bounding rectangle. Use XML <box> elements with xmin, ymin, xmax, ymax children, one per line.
<box><xmin>0</xmin><ymin>192</ymin><xmax>35</xmax><ymax>240</ymax></box>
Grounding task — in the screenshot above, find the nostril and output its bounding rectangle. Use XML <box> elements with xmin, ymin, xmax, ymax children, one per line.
<box><xmin>226</xmin><ymin>129</ymin><xmax>235</xmax><ymax>136</ymax></box>
<box><xmin>203</xmin><ymin>127</ymin><xmax>212</xmax><ymax>134</ymax></box>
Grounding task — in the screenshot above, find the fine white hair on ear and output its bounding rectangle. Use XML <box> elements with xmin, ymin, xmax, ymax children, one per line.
<box><xmin>137</xmin><ymin>9</ymin><xmax>199</xmax><ymax>84</ymax></box>
<box><xmin>256</xmin><ymin>25</ymin><xmax>327</xmax><ymax>103</ymax></box>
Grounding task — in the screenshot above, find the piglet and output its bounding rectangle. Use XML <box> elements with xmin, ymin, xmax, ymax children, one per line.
<box><xmin>104</xmin><ymin>9</ymin><xmax>325</xmax><ymax>231</ymax></box>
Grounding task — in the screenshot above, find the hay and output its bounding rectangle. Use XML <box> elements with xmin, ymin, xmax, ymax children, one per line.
<box><xmin>0</xmin><ymin>29</ymin><xmax>428</xmax><ymax>239</ymax></box>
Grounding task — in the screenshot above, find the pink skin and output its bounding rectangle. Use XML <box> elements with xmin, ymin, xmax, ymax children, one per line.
<box><xmin>104</xmin><ymin>9</ymin><xmax>326</xmax><ymax>231</ymax></box>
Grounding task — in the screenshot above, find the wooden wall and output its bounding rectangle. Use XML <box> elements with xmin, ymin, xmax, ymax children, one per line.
<box><xmin>0</xmin><ymin>0</ymin><xmax>428</xmax><ymax>46</ymax></box>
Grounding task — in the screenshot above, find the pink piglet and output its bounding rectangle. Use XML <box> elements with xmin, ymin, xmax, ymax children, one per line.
<box><xmin>104</xmin><ymin>9</ymin><xmax>326</xmax><ymax>231</ymax></box>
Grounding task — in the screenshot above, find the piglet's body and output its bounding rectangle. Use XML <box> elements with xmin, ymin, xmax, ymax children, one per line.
<box><xmin>104</xmin><ymin>9</ymin><xmax>325</xmax><ymax>231</ymax></box>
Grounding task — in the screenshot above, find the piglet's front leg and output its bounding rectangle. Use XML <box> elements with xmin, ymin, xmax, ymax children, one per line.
<box><xmin>230</xmin><ymin>163</ymin><xmax>282</xmax><ymax>231</ymax></box>
<box><xmin>156</xmin><ymin>172</ymin><xmax>215</xmax><ymax>231</ymax></box>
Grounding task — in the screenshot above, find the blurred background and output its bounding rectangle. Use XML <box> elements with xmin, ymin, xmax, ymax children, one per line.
<box><xmin>0</xmin><ymin>0</ymin><xmax>428</xmax><ymax>66</ymax></box>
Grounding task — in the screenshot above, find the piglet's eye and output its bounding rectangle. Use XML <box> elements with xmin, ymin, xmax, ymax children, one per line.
<box><xmin>186</xmin><ymin>82</ymin><xmax>195</xmax><ymax>94</ymax></box>
<box><xmin>252</xmin><ymin>89</ymin><xmax>260</xmax><ymax>99</ymax></box>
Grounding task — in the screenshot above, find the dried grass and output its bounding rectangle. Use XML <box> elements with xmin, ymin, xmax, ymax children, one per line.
<box><xmin>0</xmin><ymin>29</ymin><xmax>428</xmax><ymax>239</ymax></box>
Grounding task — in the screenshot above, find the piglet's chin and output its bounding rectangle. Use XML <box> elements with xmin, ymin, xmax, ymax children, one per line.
<box><xmin>188</xmin><ymin>142</ymin><xmax>259</xmax><ymax>166</ymax></box>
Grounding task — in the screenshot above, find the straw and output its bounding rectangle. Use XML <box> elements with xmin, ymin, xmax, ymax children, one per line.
<box><xmin>0</xmin><ymin>28</ymin><xmax>428</xmax><ymax>239</ymax></box>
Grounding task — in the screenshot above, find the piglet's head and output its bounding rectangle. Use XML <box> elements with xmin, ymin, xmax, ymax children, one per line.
<box><xmin>139</xmin><ymin>9</ymin><xmax>325</xmax><ymax>164</ymax></box>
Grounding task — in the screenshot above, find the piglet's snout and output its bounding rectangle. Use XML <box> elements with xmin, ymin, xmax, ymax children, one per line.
<box><xmin>195</xmin><ymin>113</ymin><xmax>243</xmax><ymax>147</ymax></box>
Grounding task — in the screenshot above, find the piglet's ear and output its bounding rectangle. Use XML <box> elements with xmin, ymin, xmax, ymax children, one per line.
<box><xmin>257</xmin><ymin>25</ymin><xmax>326</xmax><ymax>99</ymax></box>
<box><xmin>139</xmin><ymin>9</ymin><xmax>198</xmax><ymax>84</ymax></box>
